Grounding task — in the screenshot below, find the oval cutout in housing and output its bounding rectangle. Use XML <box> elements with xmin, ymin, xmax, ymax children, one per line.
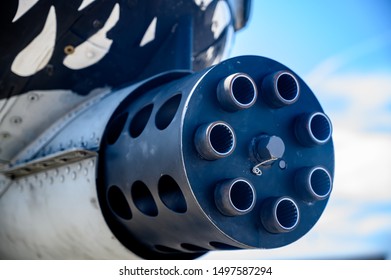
<box><xmin>180</xmin><ymin>243</ymin><xmax>208</xmax><ymax>252</ymax></box>
<box><xmin>129</xmin><ymin>104</ymin><xmax>153</xmax><ymax>138</ymax></box>
<box><xmin>131</xmin><ymin>180</ymin><xmax>158</xmax><ymax>217</ymax></box>
<box><xmin>155</xmin><ymin>94</ymin><xmax>182</xmax><ymax>130</ymax></box>
<box><xmin>107</xmin><ymin>185</ymin><xmax>132</xmax><ymax>220</ymax></box>
<box><xmin>158</xmin><ymin>175</ymin><xmax>187</xmax><ymax>213</ymax></box>
<box><xmin>107</xmin><ymin>113</ymin><xmax>128</xmax><ymax>145</ymax></box>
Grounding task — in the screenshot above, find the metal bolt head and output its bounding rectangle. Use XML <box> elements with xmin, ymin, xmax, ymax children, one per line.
<box><xmin>0</xmin><ymin>132</ymin><xmax>11</xmax><ymax>139</ymax></box>
<box><xmin>10</xmin><ymin>116</ymin><xmax>23</xmax><ymax>125</ymax></box>
<box><xmin>253</xmin><ymin>135</ymin><xmax>285</xmax><ymax>164</ymax></box>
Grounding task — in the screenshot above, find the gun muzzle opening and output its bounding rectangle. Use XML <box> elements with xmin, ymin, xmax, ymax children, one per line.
<box><xmin>215</xmin><ymin>178</ymin><xmax>256</xmax><ymax>216</ymax></box>
<box><xmin>309</xmin><ymin>113</ymin><xmax>332</xmax><ymax>144</ymax></box>
<box><xmin>262</xmin><ymin>71</ymin><xmax>300</xmax><ymax>107</ymax></box>
<box><xmin>217</xmin><ymin>73</ymin><xmax>258</xmax><ymax>111</ymax></box>
<box><xmin>295</xmin><ymin>112</ymin><xmax>332</xmax><ymax>146</ymax></box>
<box><xmin>195</xmin><ymin>121</ymin><xmax>236</xmax><ymax>160</ymax></box>
<box><xmin>261</xmin><ymin>197</ymin><xmax>300</xmax><ymax>233</ymax></box>
<box><xmin>296</xmin><ymin>166</ymin><xmax>332</xmax><ymax>201</ymax></box>
<box><xmin>276</xmin><ymin>72</ymin><xmax>300</xmax><ymax>103</ymax></box>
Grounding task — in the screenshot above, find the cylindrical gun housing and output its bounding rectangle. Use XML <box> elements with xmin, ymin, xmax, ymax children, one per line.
<box><xmin>0</xmin><ymin>56</ymin><xmax>334</xmax><ymax>259</ymax></box>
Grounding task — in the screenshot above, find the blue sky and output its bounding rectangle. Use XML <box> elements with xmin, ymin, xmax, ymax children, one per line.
<box><xmin>205</xmin><ymin>0</ymin><xmax>391</xmax><ymax>259</ymax></box>
<box><xmin>231</xmin><ymin>0</ymin><xmax>391</xmax><ymax>76</ymax></box>
<box><xmin>231</xmin><ymin>1</ymin><xmax>391</xmax><ymax>133</ymax></box>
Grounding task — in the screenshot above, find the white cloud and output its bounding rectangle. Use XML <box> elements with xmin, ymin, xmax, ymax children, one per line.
<box><xmin>332</xmin><ymin>128</ymin><xmax>391</xmax><ymax>201</ymax></box>
<box><xmin>305</xmin><ymin>30</ymin><xmax>391</xmax><ymax>86</ymax></box>
<box><xmin>311</xmin><ymin>72</ymin><xmax>391</xmax><ymax>132</ymax></box>
<box><xmin>305</xmin><ymin>31</ymin><xmax>391</xmax><ymax>132</ymax></box>
<box><xmin>304</xmin><ymin>68</ymin><xmax>391</xmax><ymax>202</ymax></box>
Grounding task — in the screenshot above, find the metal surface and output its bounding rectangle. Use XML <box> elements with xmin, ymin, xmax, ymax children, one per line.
<box><xmin>0</xmin><ymin>157</ymin><xmax>138</xmax><ymax>259</ymax></box>
<box><xmin>1</xmin><ymin>149</ymin><xmax>96</xmax><ymax>178</ymax></box>
<box><xmin>0</xmin><ymin>88</ymin><xmax>110</xmax><ymax>165</ymax></box>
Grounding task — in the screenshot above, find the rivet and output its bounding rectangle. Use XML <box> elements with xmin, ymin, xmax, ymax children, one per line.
<box><xmin>279</xmin><ymin>160</ymin><xmax>287</xmax><ymax>170</ymax></box>
<box><xmin>28</xmin><ymin>93</ymin><xmax>39</xmax><ymax>102</ymax></box>
<box><xmin>64</xmin><ymin>45</ymin><xmax>75</xmax><ymax>55</ymax></box>
<box><xmin>0</xmin><ymin>132</ymin><xmax>11</xmax><ymax>139</ymax></box>
<box><xmin>10</xmin><ymin>116</ymin><xmax>23</xmax><ymax>125</ymax></box>
<box><xmin>93</xmin><ymin>19</ymin><xmax>102</xmax><ymax>28</ymax></box>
